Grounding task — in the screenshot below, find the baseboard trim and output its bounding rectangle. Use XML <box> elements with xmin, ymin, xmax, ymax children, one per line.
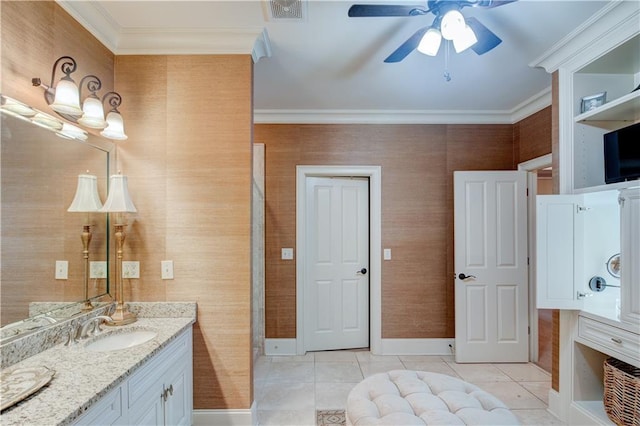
<box><xmin>379</xmin><ymin>338</ymin><xmax>455</xmax><ymax>355</ymax></box>
<box><xmin>264</xmin><ymin>338</ymin><xmax>297</xmax><ymax>355</ymax></box>
<box><xmin>193</xmin><ymin>402</ymin><xmax>256</xmax><ymax>426</ymax></box>
<box><xmin>547</xmin><ymin>389</ymin><xmax>563</xmax><ymax>421</ymax></box>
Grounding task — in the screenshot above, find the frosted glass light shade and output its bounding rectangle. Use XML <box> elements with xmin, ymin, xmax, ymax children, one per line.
<box><xmin>417</xmin><ymin>28</ymin><xmax>442</xmax><ymax>56</ymax></box>
<box><xmin>100</xmin><ymin>111</ymin><xmax>128</xmax><ymax>140</ymax></box>
<box><xmin>100</xmin><ymin>175</ymin><xmax>137</xmax><ymax>213</ymax></box>
<box><xmin>78</xmin><ymin>96</ymin><xmax>106</xmax><ymax>129</ymax></box>
<box><xmin>441</xmin><ymin>10</ymin><xmax>465</xmax><ymax>41</ymax></box>
<box><xmin>453</xmin><ymin>25</ymin><xmax>478</xmax><ymax>53</ymax></box>
<box><xmin>58</xmin><ymin>123</ymin><xmax>88</xmax><ymax>141</ymax></box>
<box><xmin>68</xmin><ymin>174</ymin><xmax>103</xmax><ymax>212</ymax></box>
<box><xmin>1</xmin><ymin>97</ymin><xmax>36</xmax><ymax>117</ymax></box>
<box><xmin>32</xmin><ymin>112</ymin><xmax>63</xmax><ymax>131</ymax></box>
<box><xmin>51</xmin><ymin>78</ymin><xmax>83</xmax><ymax>116</ymax></box>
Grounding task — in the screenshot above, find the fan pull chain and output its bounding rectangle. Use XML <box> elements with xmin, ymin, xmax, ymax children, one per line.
<box><xmin>444</xmin><ymin>41</ymin><xmax>451</xmax><ymax>82</ymax></box>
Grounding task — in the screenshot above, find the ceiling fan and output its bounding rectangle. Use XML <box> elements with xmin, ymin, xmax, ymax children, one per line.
<box><xmin>348</xmin><ymin>0</ymin><xmax>517</xmax><ymax>63</ymax></box>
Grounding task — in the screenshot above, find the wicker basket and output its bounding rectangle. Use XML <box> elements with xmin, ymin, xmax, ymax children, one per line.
<box><xmin>603</xmin><ymin>358</ymin><xmax>640</xmax><ymax>426</ymax></box>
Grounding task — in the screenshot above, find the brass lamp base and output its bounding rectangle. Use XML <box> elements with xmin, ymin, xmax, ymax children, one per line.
<box><xmin>108</xmin><ymin>303</ymin><xmax>137</xmax><ymax>326</ymax></box>
<box><xmin>81</xmin><ymin>300</ymin><xmax>94</xmax><ymax>312</ymax></box>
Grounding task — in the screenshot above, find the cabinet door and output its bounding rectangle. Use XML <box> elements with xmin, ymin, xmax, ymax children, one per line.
<box><xmin>164</xmin><ymin>357</ymin><xmax>192</xmax><ymax>426</ymax></box>
<box><xmin>536</xmin><ymin>195</ymin><xmax>585</xmax><ymax>309</ymax></box>
<box><xmin>620</xmin><ymin>188</ymin><xmax>640</xmax><ymax>326</ymax></box>
<box><xmin>129</xmin><ymin>396</ymin><xmax>163</xmax><ymax>426</ymax></box>
<box><xmin>73</xmin><ymin>385</ymin><xmax>124</xmax><ymax>426</ymax></box>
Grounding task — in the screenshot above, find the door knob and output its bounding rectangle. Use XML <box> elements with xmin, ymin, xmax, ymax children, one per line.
<box><xmin>358</xmin><ymin>268</ymin><xmax>367</xmax><ymax>275</ymax></box>
<box><xmin>458</xmin><ymin>273</ymin><xmax>476</xmax><ymax>280</ymax></box>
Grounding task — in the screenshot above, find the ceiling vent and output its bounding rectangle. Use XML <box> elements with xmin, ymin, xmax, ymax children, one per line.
<box><xmin>266</xmin><ymin>0</ymin><xmax>306</xmax><ymax>20</ymax></box>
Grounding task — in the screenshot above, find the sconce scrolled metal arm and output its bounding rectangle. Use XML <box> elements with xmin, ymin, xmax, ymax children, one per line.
<box><xmin>79</xmin><ymin>75</ymin><xmax>102</xmax><ymax>99</ymax></box>
<box><xmin>102</xmin><ymin>91</ymin><xmax>123</xmax><ymax>112</ymax></box>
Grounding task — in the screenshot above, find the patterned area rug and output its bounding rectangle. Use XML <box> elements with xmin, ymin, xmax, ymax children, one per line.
<box><xmin>317</xmin><ymin>409</ymin><xmax>346</xmax><ymax>426</ymax></box>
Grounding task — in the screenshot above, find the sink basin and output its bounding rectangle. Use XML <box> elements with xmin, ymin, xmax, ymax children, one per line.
<box><xmin>85</xmin><ymin>329</ymin><xmax>157</xmax><ymax>352</ymax></box>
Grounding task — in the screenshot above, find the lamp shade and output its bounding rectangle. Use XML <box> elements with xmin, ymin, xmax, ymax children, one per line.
<box><xmin>100</xmin><ymin>111</ymin><xmax>128</xmax><ymax>140</ymax></box>
<box><xmin>68</xmin><ymin>174</ymin><xmax>103</xmax><ymax>212</ymax></box>
<box><xmin>417</xmin><ymin>28</ymin><xmax>442</xmax><ymax>56</ymax></box>
<box><xmin>31</xmin><ymin>112</ymin><xmax>63</xmax><ymax>131</ymax></box>
<box><xmin>50</xmin><ymin>78</ymin><xmax>83</xmax><ymax>116</ymax></box>
<box><xmin>100</xmin><ymin>174</ymin><xmax>137</xmax><ymax>213</ymax></box>
<box><xmin>78</xmin><ymin>95</ymin><xmax>107</xmax><ymax>129</ymax></box>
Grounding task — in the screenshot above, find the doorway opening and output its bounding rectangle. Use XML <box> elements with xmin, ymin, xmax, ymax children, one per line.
<box><xmin>519</xmin><ymin>154</ymin><xmax>553</xmax><ymax>372</ymax></box>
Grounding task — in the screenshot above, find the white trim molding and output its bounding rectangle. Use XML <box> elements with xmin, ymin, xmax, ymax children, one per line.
<box><xmin>193</xmin><ymin>402</ymin><xmax>256</xmax><ymax>426</ymax></box>
<box><xmin>296</xmin><ymin>166</ymin><xmax>382</xmax><ymax>355</ymax></box>
<box><xmin>56</xmin><ymin>1</ymin><xmax>272</xmax><ymax>62</ymax></box>
<box><xmin>254</xmin><ymin>87</ymin><xmax>551</xmax><ymax>125</ymax></box>
<box><xmin>264</xmin><ymin>339</ymin><xmax>297</xmax><ymax>356</ymax></box>
<box><xmin>380</xmin><ymin>338</ymin><xmax>455</xmax><ymax>356</ymax></box>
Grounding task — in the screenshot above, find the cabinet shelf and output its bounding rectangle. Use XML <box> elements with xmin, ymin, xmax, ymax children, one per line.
<box><xmin>575</xmin><ymin>90</ymin><xmax>640</xmax><ymax>130</ymax></box>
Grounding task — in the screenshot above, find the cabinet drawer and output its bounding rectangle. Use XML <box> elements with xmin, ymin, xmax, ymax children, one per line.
<box><xmin>73</xmin><ymin>385</ymin><xmax>123</xmax><ymax>425</ymax></box>
<box><xmin>578</xmin><ymin>316</ymin><xmax>640</xmax><ymax>364</ymax></box>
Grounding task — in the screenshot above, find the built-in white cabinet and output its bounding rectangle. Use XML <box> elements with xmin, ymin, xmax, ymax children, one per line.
<box><xmin>73</xmin><ymin>327</ymin><xmax>193</xmax><ymax>426</ymax></box>
<box><xmin>531</xmin><ymin>2</ymin><xmax>640</xmax><ymax>425</ymax></box>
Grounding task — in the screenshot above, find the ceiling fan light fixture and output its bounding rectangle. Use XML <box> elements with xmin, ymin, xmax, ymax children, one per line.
<box><xmin>453</xmin><ymin>25</ymin><xmax>478</xmax><ymax>53</ymax></box>
<box><xmin>441</xmin><ymin>9</ymin><xmax>465</xmax><ymax>40</ymax></box>
<box><xmin>417</xmin><ymin>28</ymin><xmax>442</xmax><ymax>56</ymax></box>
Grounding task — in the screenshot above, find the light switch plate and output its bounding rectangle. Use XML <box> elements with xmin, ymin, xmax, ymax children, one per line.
<box><xmin>281</xmin><ymin>248</ymin><xmax>294</xmax><ymax>260</ymax></box>
<box><xmin>55</xmin><ymin>260</ymin><xmax>68</xmax><ymax>280</ymax></box>
<box><xmin>383</xmin><ymin>248</ymin><xmax>392</xmax><ymax>260</ymax></box>
<box><xmin>161</xmin><ymin>260</ymin><xmax>174</xmax><ymax>280</ymax></box>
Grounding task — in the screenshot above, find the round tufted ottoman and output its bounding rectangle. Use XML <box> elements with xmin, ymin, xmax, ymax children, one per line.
<box><xmin>346</xmin><ymin>370</ymin><xmax>519</xmax><ymax>425</ymax></box>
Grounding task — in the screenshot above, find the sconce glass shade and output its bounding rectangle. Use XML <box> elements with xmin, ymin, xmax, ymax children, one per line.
<box><xmin>417</xmin><ymin>28</ymin><xmax>442</xmax><ymax>56</ymax></box>
<box><xmin>78</xmin><ymin>95</ymin><xmax>107</xmax><ymax>129</ymax></box>
<box><xmin>31</xmin><ymin>112</ymin><xmax>63</xmax><ymax>131</ymax></box>
<box><xmin>100</xmin><ymin>111</ymin><xmax>128</xmax><ymax>140</ymax></box>
<box><xmin>68</xmin><ymin>174</ymin><xmax>103</xmax><ymax>212</ymax></box>
<box><xmin>441</xmin><ymin>10</ymin><xmax>465</xmax><ymax>41</ymax></box>
<box><xmin>100</xmin><ymin>175</ymin><xmax>137</xmax><ymax>213</ymax></box>
<box><xmin>58</xmin><ymin>123</ymin><xmax>88</xmax><ymax>141</ymax></box>
<box><xmin>453</xmin><ymin>25</ymin><xmax>478</xmax><ymax>53</ymax></box>
<box><xmin>50</xmin><ymin>78</ymin><xmax>83</xmax><ymax>116</ymax></box>
<box><xmin>1</xmin><ymin>97</ymin><xmax>36</xmax><ymax>117</ymax></box>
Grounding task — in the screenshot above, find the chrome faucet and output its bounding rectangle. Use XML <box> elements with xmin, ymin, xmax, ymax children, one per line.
<box><xmin>79</xmin><ymin>315</ymin><xmax>113</xmax><ymax>339</ymax></box>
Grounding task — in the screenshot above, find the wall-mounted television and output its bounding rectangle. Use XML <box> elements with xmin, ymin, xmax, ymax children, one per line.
<box><xmin>604</xmin><ymin>121</ymin><xmax>640</xmax><ymax>184</ymax></box>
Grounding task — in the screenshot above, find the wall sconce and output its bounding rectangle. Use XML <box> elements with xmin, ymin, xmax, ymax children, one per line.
<box><xmin>100</xmin><ymin>173</ymin><xmax>137</xmax><ymax>326</ymax></box>
<box><xmin>68</xmin><ymin>174</ymin><xmax>104</xmax><ymax>311</ymax></box>
<box><xmin>32</xmin><ymin>56</ymin><xmax>128</xmax><ymax>140</ymax></box>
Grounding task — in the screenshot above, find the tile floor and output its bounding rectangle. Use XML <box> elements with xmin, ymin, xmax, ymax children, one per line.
<box><xmin>254</xmin><ymin>350</ymin><xmax>565</xmax><ymax>425</ymax></box>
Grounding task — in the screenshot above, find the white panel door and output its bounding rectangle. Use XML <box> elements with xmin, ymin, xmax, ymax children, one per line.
<box><xmin>304</xmin><ymin>177</ymin><xmax>369</xmax><ymax>351</ymax></box>
<box><xmin>454</xmin><ymin>171</ymin><xmax>529</xmax><ymax>362</ymax></box>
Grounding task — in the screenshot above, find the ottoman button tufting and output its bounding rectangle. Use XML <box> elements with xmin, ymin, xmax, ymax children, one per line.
<box><xmin>346</xmin><ymin>370</ymin><xmax>519</xmax><ymax>425</ymax></box>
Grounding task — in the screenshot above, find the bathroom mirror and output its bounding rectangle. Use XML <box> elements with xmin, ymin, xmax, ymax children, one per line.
<box><xmin>1</xmin><ymin>98</ymin><xmax>113</xmax><ymax>339</ymax></box>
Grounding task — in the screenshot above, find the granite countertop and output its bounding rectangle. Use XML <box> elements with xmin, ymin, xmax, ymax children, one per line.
<box><xmin>0</xmin><ymin>304</ymin><xmax>196</xmax><ymax>425</ymax></box>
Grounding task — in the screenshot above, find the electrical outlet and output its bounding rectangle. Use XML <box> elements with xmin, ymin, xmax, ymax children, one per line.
<box><xmin>55</xmin><ymin>260</ymin><xmax>68</xmax><ymax>280</ymax></box>
<box><xmin>122</xmin><ymin>261</ymin><xmax>140</xmax><ymax>279</ymax></box>
<box><xmin>161</xmin><ymin>260</ymin><xmax>174</xmax><ymax>280</ymax></box>
<box><xmin>90</xmin><ymin>261</ymin><xmax>107</xmax><ymax>279</ymax></box>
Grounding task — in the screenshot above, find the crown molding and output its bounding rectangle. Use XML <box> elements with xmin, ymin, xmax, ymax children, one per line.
<box><xmin>56</xmin><ymin>1</ymin><xmax>271</xmax><ymax>61</ymax></box>
<box><xmin>530</xmin><ymin>1</ymin><xmax>640</xmax><ymax>73</ymax></box>
<box><xmin>254</xmin><ymin>87</ymin><xmax>551</xmax><ymax>125</ymax></box>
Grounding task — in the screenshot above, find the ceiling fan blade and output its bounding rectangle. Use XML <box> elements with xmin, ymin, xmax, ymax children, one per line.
<box><xmin>477</xmin><ymin>0</ymin><xmax>517</xmax><ymax>8</ymax></box>
<box><xmin>384</xmin><ymin>26</ymin><xmax>430</xmax><ymax>63</ymax></box>
<box><xmin>348</xmin><ymin>4</ymin><xmax>426</xmax><ymax>17</ymax></box>
<box><xmin>466</xmin><ymin>17</ymin><xmax>502</xmax><ymax>55</ymax></box>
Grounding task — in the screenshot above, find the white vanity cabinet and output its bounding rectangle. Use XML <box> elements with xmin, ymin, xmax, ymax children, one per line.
<box><xmin>73</xmin><ymin>327</ymin><xmax>193</xmax><ymax>426</ymax></box>
<box><xmin>128</xmin><ymin>327</ymin><xmax>193</xmax><ymax>426</ymax></box>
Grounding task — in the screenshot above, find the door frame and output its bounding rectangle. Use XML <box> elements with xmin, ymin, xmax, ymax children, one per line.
<box><xmin>517</xmin><ymin>153</ymin><xmax>552</xmax><ymax>363</ymax></box>
<box><xmin>296</xmin><ymin>165</ymin><xmax>382</xmax><ymax>355</ymax></box>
